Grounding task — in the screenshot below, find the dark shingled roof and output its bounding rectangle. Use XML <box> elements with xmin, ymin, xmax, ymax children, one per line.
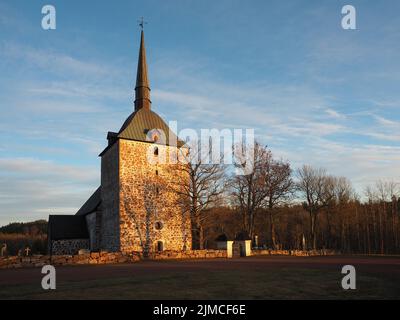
<box><xmin>118</xmin><ymin>108</ymin><xmax>181</xmax><ymax>145</ymax></box>
<box><xmin>99</xmin><ymin>108</ymin><xmax>185</xmax><ymax>156</ymax></box>
<box><xmin>76</xmin><ymin>187</ymin><xmax>101</xmax><ymax>216</ymax></box>
<box><xmin>48</xmin><ymin>215</ymin><xmax>89</xmax><ymax>240</ymax></box>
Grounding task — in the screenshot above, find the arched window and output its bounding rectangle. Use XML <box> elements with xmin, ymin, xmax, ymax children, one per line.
<box><xmin>154</xmin><ymin>147</ymin><xmax>159</xmax><ymax>156</ymax></box>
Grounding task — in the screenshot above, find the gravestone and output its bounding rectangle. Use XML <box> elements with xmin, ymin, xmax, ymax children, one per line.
<box><xmin>0</xmin><ymin>243</ymin><xmax>7</xmax><ymax>257</ymax></box>
<box><xmin>24</xmin><ymin>246</ymin><xmax>31</xmax><ymax>256</ymax></box>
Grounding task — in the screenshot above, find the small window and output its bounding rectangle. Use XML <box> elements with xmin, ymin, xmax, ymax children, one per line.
<box><xmin>155</xmin><ymin>221</ymin><xmax>163</xmax><ymax>230</ymax></box>
<box><xmin>156</xmin><ymin>187</ymin><xmax>160</xmax><ymax>195</ymax></box>
<box><xmin>156</xmin><ymin>241</ymin><xmax>164</xmax><ymax>252</ymax></box>
<box><xmin>154</xmin><ymin>147</ymin><xmax>159</xmax><ymax>156</ymax></box>
<box><xmin>155</xmin><ymin>170</ymin><xmax>158</xmax><ymax>175</ymax></box>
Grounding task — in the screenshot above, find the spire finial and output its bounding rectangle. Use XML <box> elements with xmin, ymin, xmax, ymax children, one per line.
<box><xmin>138</xmin><ymin>17</ymin><xmax>147</xmax><ymax>30</ymax></box>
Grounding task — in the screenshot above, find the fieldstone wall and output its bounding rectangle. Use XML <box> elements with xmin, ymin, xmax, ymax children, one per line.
<box><xmin>85</xmin><ymin>211</ymin><xmax>102</xmax><ymax>251</ymax></box>
<box><xmin>251</xmin><ymin>249</ymin><xmax>337</xmax><ymax>256</ymax></box>
<box><xmin>0</xmin><ymin>252</ymin><xmax>139</xmax><ymax>269</ymax></box>
<box><xmin>0</xmin><ymin>250</ymin><xmax>226</xmax><ymax>269</ymax></box>
<box><xmin>0</xmin><ymin>249</ymin><xmax>340</xmax><ymax>269</ymax></box>
<box><xmin>100</xmin><ymin>141</ymin><xmax>120</xmax><ymax>251</ymax></box>
<box><xmin>51</xmin><ymin>239</ymin><xmax>89</xmax><ymax>255</ymax></box>
<box><xmin>85</xmin><ymin>212</ymin><xmax>97</xmax><ymax>251</ymax></box>
<box><xmin>147</xmin><ymin>249</ymin><xmax>227</xmax><ymax>260</ymax></box>
<box><xmin>119</xmin><ymin>139</ymin><xmax>192</xmax><ymax>254</ymax></box>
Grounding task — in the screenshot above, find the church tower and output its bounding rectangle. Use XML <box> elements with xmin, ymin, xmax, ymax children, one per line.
<box><xmin>96</xmin><ymin>30</ymin><xmax>192</xmax><ymax>254</ymax></box>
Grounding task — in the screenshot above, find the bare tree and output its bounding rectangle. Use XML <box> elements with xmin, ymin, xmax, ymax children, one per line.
<box><xmin>231</xmin><ymin>142</ymin><xmax>270</xmax><ymax>239</ymax></box>
<box><xmin>172</xmin><ymin>140</ymin><xmax>226</xmax><ymax>249</ymax></box>
<box><xmin>297</xmin><ymin>165</ymin><xmax>335</xmax><ymax>250</ymax></box>
<box><xmin>263</xmin><ymin>156</ymin><xmax>294</xmax><ymax>249</ymax></box>
<box><xmin>334</xmin><ymin>177</ymin><xmax>354</xmax><ymax>252</ymax></box>
<box><xmin>371</xmin><ymin>180</ymin><xmax>399</xmax><ymax>253</ymax></box>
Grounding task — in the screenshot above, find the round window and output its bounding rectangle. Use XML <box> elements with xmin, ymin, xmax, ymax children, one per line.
<box><xmin>155</xmin><ymin>221</ymin><xmax>163</xmax><ymax>230</ymax></box>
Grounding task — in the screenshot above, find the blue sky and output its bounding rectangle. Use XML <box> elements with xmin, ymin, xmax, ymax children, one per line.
<box><xmin>0</xmin><ymin>0</ymin><xmax>399</xmax><ymax>225</ymax></box>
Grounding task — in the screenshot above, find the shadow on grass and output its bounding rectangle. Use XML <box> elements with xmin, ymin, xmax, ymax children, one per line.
<box><xmin>1</xmin><ymin>267</ymin><xmax>399</xmax><ymax>300</ymax></box>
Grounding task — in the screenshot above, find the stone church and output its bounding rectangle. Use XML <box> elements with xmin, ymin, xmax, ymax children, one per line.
<box><xmin>48</xmin><ymin>31</ymin><xmax>192</xmax><ymax>255</ymax></box>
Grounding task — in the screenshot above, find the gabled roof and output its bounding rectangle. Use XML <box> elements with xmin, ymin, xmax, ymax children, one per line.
<box><xmin>76</xmin><ymin>187</ymin><xmax>101</xmax><ymax>216</ymax></box>
<box><xmin>48</xmin><ymin>215</ymin><xmax>89</xmax><ymax>240</ymax></box>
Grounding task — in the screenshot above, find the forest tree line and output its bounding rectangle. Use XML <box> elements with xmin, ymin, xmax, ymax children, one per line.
<box><xmin>1</xmin><ymin>142</ymin><xmax>399</xmax><ymax>255</ymax></box>
<box><xmin>176</xmin><ymin>141</ymin><xmax>400</xmax><ymax>254</ymax></box>
<box><xmin>0</xmin><ymin>220</ymin><xmax>48</xmax><ymax>255</ymax></box>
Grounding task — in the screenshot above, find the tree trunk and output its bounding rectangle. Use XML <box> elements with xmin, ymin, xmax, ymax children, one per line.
<box><xmin>199</xmin><ymin>225</ymin><xmax>204</xmax><ymax>250</ymax></box>
<box><xmin>247</xmin><ymin>208</ymin><xmax>255</xmax><ymax>239</ymax></box>
<box><xmin>326</xmin><ymin>210</ymin><xmax>332</xmax><ymax>249</ymax></box>
<box><xmin>355</xmin><ymin>205</ymin><xmax>361</xmax><ymax>253</ymax></box>
<box><xmin>269</xmin><ymin>210</ymin><xmax>277</xmax><ymax>249</ymax></box>
<box><xmin>380</xmin><ymin>202</ymin><xmax>384</xmax><ymax>254</ymax></box>
<box><xmin>309</xmin><ymin>211</ymin><xmax>317</xmax><ymax>250</ymax></box>
<box><xmin>192</xmin><ymin>210</ymin><xmax>203</xmax><ymax>250</ymax></box>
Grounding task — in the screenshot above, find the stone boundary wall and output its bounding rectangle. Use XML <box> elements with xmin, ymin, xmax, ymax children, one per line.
<box><xmin>147</xmin><ymin>249</ymin><xmax>227</xmax><ymax>260</ymax></box>
<box><xmin>0</xmin><ymin>252</ymin><xmax>139</xmax><ymax>269</ymax></box>
<box><xmin>0</xmin><ymin>249</ymin><xmax>337</xmax><ymax>269</ymax></box>
<box><xmin>0</xmin><ymin>249</ymin><xmax>226</xmax><ymax>269</ymax></box>
<box><xmin>251</xmin><ymin>249</ymin><xmax>338</xmax><ymax>256</ymax></box>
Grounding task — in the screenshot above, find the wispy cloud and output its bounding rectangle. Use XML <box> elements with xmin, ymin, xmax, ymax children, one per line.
<box><xmin>0</xmin><ymin>157</ymin><xmax>97</xmax><ymax>185</ymax></box>
<box><xmin>0</xmin><ymin>1</ymin><xmax>399</xmax><ymax>225</ymax></box>
<box><xmin>374</xmin><ymin>115</ymin><xmax>399</xmax><ymax>128</ymax></box>
<box><xmin>1</xmin><ymin>42</ymin><xmax>113</xmax><ymax>78</ymax></box>
<box><xmin>325</xmin><ymin>108</ymin><xmax>346</xmax><ymax>119</ymax></box>
<box><xmin>0</xmin><ymin>157</ymin><xmax>99</xmax><ymax>225</ymax></box>
<box><xmin>151</xmin><ymin>57</ymin><xmax>400</xmax><ymax>194</ymax></box>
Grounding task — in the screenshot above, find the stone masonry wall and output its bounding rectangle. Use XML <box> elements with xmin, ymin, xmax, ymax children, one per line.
<box><xmin>251</xmin><ymin>249</ymin><xmax>337</xmax><ymax>256</ymax></box>
<box><xmin>85</xmin><ymin>212</ymin><xmax>97</xmax><ymax>251</ymax></box>
<box><xmin>100</xmin><ymin>142</ymin><xmax>120</xmax><ymax>251</ymax></box>
<box><xmin>0</xmin><ymin>252</ymin><xmax>139</xmax><ymax>269</ymax></box>
<box><xmin>147</xmin><ymin>249</ymin><xmax>227</xmax><ymax>260</ymax></box>
<box><xmin>119</xmin><ymin>139</ymin><xmax>192</xmax><ymax>254</ymax></box>
<box><xmin>0</xmin><ymin>249</ymin><xmax>340</xmax><ymax>269</ymax></box>
<box><xmin>0</xmin><ymin>250</ymin><xmax>225</xmax><ymax>269</ymax></box>
<box><xmin>51</xmin><ymin>239</ymin><xmax>89</xmax><ymax>255</ymax></box>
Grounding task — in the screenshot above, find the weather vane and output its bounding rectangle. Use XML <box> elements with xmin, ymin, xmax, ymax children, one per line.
<box><xmin>138</xmin><ymin>17</ymin><xmax>147</xmax><ymax>30</ymax></box>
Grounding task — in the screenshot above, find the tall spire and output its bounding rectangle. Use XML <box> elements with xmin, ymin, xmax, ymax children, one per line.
<box><xmin>134</xmin><ymin>30</ymin><xmax>151</xmax><ymax>111</ymax></box>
